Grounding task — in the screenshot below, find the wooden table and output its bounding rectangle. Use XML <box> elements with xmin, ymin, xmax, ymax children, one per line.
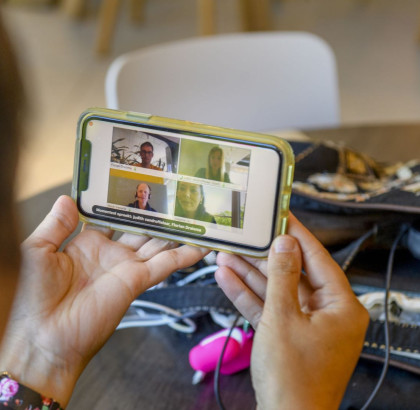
<box><xmin>67</xmin><ymin>319</ymin><xmax>254</xmax><ymax>409</ymax></box>
<box><xmin>17</xmin><ymin>123</ymin><xmax>420</xmax><ymax>410</ymax></box>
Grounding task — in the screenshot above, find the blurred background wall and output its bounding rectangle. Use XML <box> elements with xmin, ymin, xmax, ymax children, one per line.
<box><xmin>2</xmin><ymin>0</ymin><xmax>420</xmax><ymax>200</ymax></box>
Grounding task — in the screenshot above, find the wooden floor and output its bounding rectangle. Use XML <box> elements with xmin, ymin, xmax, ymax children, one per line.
<box><xmin>2</xmin><ymin>0</ymin><xmax>420</xmax><ymax>200</ymax></box>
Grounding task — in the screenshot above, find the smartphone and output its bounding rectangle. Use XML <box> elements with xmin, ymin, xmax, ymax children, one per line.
<box><xmin>72</xmin><ymin>108</ymin><xmax>294</xmax><ymax>258</ymax></box>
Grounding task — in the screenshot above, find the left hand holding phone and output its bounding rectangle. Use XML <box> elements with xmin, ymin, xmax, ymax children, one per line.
<box><xmin>0</xmin><ymin>195</ymin><xmax>208</xmax><ymax>407</ymax></box>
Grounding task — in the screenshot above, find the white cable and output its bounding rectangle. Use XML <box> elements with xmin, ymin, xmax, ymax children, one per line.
<box><xmin>203</xmin><ymin>251</ymin><xmax>217</xmax><ymax>265</ymax></box>
<box><xmin>210</xmin><ymin>310</ymin><xmax>245</xmax><ymax>328</ymax></box>
<box><xmin>117</xmin><ymin>300</ymin><xmax>197</xmax><ymax>333</ymax></box>
<box><xmin>175</xmin><ymin>265</ymin><xmax>218</xmax><ymax>287</ymax></box>
<box><xmin>167</xmin><ymin>317</ymin><xmax>196</xmax><ymax>333</ymax></box>
<box><xmin>117</xmin><ymin>318</ymin><xmax>196</xmax><ymax>333</ymax></box>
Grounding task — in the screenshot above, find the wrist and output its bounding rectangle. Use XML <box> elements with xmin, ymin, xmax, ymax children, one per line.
<box><xmin>0</xmin><ymin>333</ymin><xmax>80</xmax><ymax>407</ymax></box>
<box><xmin>0</xmin><ymin>371</ymin><xmax>63</xmax><ymax>409</ymax></box>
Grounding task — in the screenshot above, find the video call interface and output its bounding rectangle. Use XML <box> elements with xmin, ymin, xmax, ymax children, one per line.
<box><xmin>96</xmin><ymin>124</ymin><xmax>252</xmax><ymax>237</ymax></box>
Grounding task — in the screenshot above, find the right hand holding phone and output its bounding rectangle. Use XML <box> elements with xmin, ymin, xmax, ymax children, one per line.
<box><xmin>215</xmin><ymin>214</ymin><xmax>369</xmax><ymax>410</ymax></box>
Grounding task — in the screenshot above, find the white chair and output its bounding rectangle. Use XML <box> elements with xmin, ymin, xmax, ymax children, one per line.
<box><xmin>105</xmin><ymin>32</ymin><xmax>340</xmax><ymax>132</ymax></box>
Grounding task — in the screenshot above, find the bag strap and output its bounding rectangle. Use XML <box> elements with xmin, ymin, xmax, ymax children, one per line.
<box><xmin>137</xmin><ymin>285</ymin><xmax>237</xmax><ymax>315</ymax></box>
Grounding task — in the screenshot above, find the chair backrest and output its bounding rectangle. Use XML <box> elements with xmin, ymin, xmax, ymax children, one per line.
<box><xmin>105</xmin><ymin>32</ymin><xmax>340</xmax><ymax>132</ymax></box>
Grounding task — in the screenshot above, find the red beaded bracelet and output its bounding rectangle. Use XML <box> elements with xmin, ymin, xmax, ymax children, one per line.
<box><xmin>0</xmin><ymin>372</ymin><xmax>63</xmax><ymax>409</ymax></box>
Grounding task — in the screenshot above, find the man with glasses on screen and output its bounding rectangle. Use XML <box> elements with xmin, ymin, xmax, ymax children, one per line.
<box><xmin>135</xmin><ymin>141</ymin><xmax>163</xmax><ymax>171</ymax></box>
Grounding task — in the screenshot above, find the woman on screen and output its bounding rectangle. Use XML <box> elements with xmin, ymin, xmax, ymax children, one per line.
<box><xmin>175</xmin><ymin>182</ymin><xmax>216</xmax><ymax>223</ymax></box>
<box><xmin>195</xmin><ymin>146</ymin><xmax>230</xmax><ymax>183</ymax></box>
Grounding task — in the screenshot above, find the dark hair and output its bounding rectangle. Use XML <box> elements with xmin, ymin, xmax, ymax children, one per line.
<box><xmin>206</xmin><ymin>146</ymin><xmax>228</xmax><ymax>182</ymax></box>
<box><xmin>0</xmin><ymin>12</ymin><xmax>25</xmax><ymax>268</ymax></box>
<box><xmin>140</xmin><ymin>141</ymin><xmax>154</xmax><ymax>152</ymax></box>
<box><xmin>174</xmin><ymin>183</ymin><xmax>215</xmax><ymax>223</ymax></box>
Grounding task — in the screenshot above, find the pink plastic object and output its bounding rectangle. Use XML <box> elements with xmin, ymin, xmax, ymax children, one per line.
<box><xmin>189</xmin><ymin>327</ymin><xmax>254</xmax><ymax>375</ymax></box>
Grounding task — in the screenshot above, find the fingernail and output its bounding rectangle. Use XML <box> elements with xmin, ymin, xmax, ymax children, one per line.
<box><xmin>273</xmin><ymin>236</ymin><xmax>296</xmax><ymax>253</ymax></box>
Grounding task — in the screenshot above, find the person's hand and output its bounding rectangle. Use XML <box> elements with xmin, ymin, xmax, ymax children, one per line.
<box><xmin>215</xmin><ymin>214</ymin><xmax>369</xmax><ymax>410</ymax></box>
<box><xmin>0</xmin><ymin>195</ymin><xmax>208</xmax><ymax>407</ymax></box>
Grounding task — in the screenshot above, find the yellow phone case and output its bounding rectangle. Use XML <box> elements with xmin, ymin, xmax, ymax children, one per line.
<box><xmin>72</xmin><ymin>107</ymin><xmax>295</xmax><ymax>258</ymax></box>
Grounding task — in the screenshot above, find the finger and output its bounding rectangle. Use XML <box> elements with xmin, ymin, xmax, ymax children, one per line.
<box><xmin>287</xmin><ymin>213</ymin><xmax>352</xmax><ymax>292</ymax></box>
<box><xmin>297</xmin><ymin>273</ymin><xmax>315</xmax><ymax>314</ymax></box>
<box><xmin>217</xmin><ymin>252</ymin><xmax>267</xmax><ymax>301</ymax></box>
<box><xmin>82</xmin><ymin>223</ymin><xmax>114</xmax><ymax>239</ymax></box>
<box><xmin>142</xmin><ymin>245</ymin><xmax>209</xmax><ymax>288</ymax></box>
<box><xmin>136</xmin><ymin>238</ymin><xmax>178</xmax><ymax>261</ymax></box>
<box><xmin>241</xmin><ymin>256</ymin><xmax>268</xmax><ymax>277</ymax></box>
<box><xmin>24</xmin><ymin>195</ymin><xmax>79</xmax><ymax>250</ymax></box>
<box><xmin>218</xmin><ymin>254</ymin><xmax>268</xmax><ymax>276</ymax></box>
<box><xmin>215</xmin><ymin>266</ymin><xmax>264</xmax><ymax>329</ymax></box>
<box><xmin>265</xmin><ymin>235</ymin><xmax>302</xmax><ymax>319</ymax></box>
<box><xmin>89</xmin><ymin>245</ymin><xmax>209</xmax><ymax>302</ymax></box>
<box><xmin>117</xmin><ymin>232</ymin><xmax>151</xmax><ymax>250</ymax></box>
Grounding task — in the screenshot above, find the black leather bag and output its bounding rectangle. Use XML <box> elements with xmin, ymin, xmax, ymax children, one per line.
<box><xmin>290</xmin><ymin>140</ymin><xmax>420</xmax><ymax>246</ymax></box>
<box><xmin>289</xmin><ymin>139</ymin><xmax>420</xmax><ymax>409</ymax></box>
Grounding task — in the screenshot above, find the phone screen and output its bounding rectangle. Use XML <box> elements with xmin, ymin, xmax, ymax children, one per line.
<box><xmin>78</xmin><ymin>118</ymin><xmax>282</xmax><ymax>251</ymax></box>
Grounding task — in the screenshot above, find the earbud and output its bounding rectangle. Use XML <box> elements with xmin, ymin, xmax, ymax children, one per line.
<box><xmin>189</xmin><ymin>327</ymin><xmax>253</xmax><ymax>384</ymax></box>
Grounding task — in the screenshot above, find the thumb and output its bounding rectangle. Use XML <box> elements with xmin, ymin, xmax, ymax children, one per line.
<box><xmin>265</xmin><ymin>235</ymin><xmax>302</xmax><ymax>320</ymax></box>
<box><xmin>24</xmin><ymin>195</ymin><xmax>79</xmax><ymax>251</ymax></box>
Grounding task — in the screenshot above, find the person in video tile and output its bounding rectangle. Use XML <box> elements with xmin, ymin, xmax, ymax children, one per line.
<box><xmin>127</xmin><ymin>183</ymin><xmax>156</xmax><ymax>212</ymax></box>
<box><xmin>134</xmin><ymin>141</ymin><xmax>163</xmax><ymax>170</ymax></box>
<box><xmin>195</xmin><ymin>146</ymin><xmax>230</xmax><ymax>182</ymax></box>
<box><xmin>175</xmin><ymin>181</ymin><xmax>216</xmax><ymax>223</ymax></box>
